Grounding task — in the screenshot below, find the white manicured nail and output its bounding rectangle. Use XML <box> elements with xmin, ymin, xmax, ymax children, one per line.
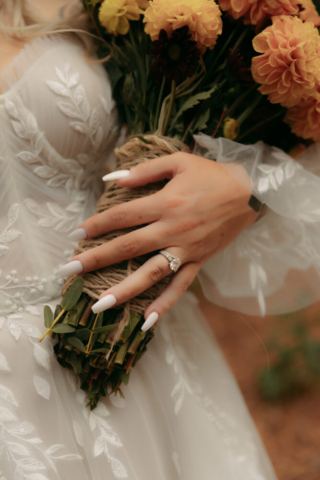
<box><xmin>92</xmin><ymin>294</ymin><xmax>117</xmax><ymax>313</ymax></box>
<box><xmin>141</xmin><ymin>312</ymin><xmax>159</xmax><ymax>332</ymax></box>
<box><xmin>102</xmin><ymin>170</ymin><xmax>130</xmax><ymax>181</ymax></box>
<box><xmin>68</xmin><ymin>228</ymin><xmax>87</xmax><ymax>241</ymax></box>
<box><xmin>56</xmin><ymin>260</ymin><xmax>83</xmax><ymax>277</ymax></box>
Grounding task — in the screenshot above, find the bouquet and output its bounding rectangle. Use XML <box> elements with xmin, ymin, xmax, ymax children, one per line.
<box><xmin>38</xmin><ymin>0</ymin><xmax>320</xmax><ymax>409</ymax></box>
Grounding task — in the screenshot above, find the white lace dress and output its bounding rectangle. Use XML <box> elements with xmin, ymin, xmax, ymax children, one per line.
<box><xmin>3</xmin><ymin>33</ymin><xmax>317</xmax><ymax>480</ymax></box>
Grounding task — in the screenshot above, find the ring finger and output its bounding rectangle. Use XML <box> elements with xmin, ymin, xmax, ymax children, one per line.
<box><xmin>91</xmin><ymin>248</ymin><xmax>187</xmax><ymax>313</ymax></box>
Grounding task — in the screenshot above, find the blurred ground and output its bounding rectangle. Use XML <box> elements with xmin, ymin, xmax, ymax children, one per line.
<box><xmin>198</xmin><ymin>291</ymin><xmax>320</xmax><ymax>480</ymax></box>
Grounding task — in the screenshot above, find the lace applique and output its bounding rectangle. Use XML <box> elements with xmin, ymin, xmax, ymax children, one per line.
<box><xmin>0</xmin><ymin>204</ymin><xmax>20</xmax><ymax>259</ymax></box>
<box><xmin>257</xmin><ymin>161</ymin><xmax>296</xmax><ymax>194</ymax></box>
<box><xmin>24</xmin><ymin>192</ymin><xmax>89</xmax><ymax>233</ymax></box>
<box><xmin>4</xmin><ymin>89</ymin><xmax>108</xmax><ymax>195</ymax></box>
<box><xmin>0</xmin><ymin>307</ymin><xmax>82</xmax><ymax>479</ymax></box>
<box><xmin>161</xmin><ymin>293</ymin><xmax>268</xmax><ymax>480</ymax></box>
<box><xmin>46</xmin><ymin>64</ymin><xmax>108</xmax><ymax>151</ymax></box>
<box><xmin>67</xmin><ymin>371</ymin><xmax>128</xmax><ymax>479</ymax></box>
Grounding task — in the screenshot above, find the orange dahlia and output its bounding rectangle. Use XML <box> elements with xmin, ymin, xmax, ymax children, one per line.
<box><xmin>219</xmin><ymin>0</ymin><xmax>299</xmax><ymax>26</ymax></box>
<box><xmin>298</xmin><ymin>0</ymin><xmax>320</xmax><ymax>26</ymax></box>
<box><xmin>284</xmin><ymin>94</ymin><xmax>320</xmax><ymax>142</ymax></box>
<box><xmin>143</xmin><ymin>0</ymin><xmax>222</xmax><ymax>54</ymax></box>
<box><xmin>251</xmin><ymin>16</ymin><xmax>320</xmax><ymax>108</ymax></box>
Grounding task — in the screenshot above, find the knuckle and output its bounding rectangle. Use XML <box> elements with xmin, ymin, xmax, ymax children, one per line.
<box><xmin>147</xmin><ymin>264</ymin><xmax>165</xmax><ymax>284</ymax></box>
<box><xmin>87</xmin><ymin>215</ymin><xmax>100</xmax><ymax>237</ymax></box>
<box><xmin>176</xmin><ymin>219</ymin><xmax>197</xmax><ymax>234</ymax></box>
<box><xmin>177</xmin><ymin>277</ymin><xmax>191</xmax><ymax>296</ymax></box>
<box><xmin>87</xmin><ymin>250</ymin><xmax>101</xmax><ymax>270</ymax></box>
<box><xmin>110</xmin><ymin>208</ymin><xmax>127</xmax><ymax>225</ymax></box>
<box><xmin>164</xmin><ymin>194</ymin><xmax>186</xmax><ymax>210</ymax></box>
<box><xmin>120</xmin><ymin>238</ymin><xmax>139</xmax><ymax>257</ymax></box>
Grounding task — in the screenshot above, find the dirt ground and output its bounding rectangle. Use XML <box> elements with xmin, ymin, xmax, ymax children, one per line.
<box><xmin>199</xmin><ymin>292</ymin><xmax>320</xmax><ymax>480</ymax></box>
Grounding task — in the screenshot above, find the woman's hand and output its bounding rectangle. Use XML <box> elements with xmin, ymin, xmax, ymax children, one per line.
<box><xmin>58</xmin><ymin>153</ymin><xmax>258</xmax><ymax>330</ymax></box>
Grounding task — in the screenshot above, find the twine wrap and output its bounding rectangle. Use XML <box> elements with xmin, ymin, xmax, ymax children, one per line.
<box><xmin>61</xmin><ymin>135</ymin><xmax>189</xmax><ymax>351</ymax></box>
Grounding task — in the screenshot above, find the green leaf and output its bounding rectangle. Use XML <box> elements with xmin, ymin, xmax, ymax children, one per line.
<box><xmin>67</xmin><ymin>337</ymin><xmax>86</xmax><ymax>353</ymax></box>
<box><xmin>44</xmin><ymin>305</ymin><xmax>53</xmax><ymax>328</ymax></box>
<box><xmin>92</xmin><ymin>323</ymin><xmax>119</xmax><ymax>334</ymax></box>
<box><xmin>194</xmin><ymin>109</ymin><xmax>210</xmax><ymax>132</ymax></box>
<box><xmin>52</xmin><ymin>324</ymin><xmax>76</xmax><ymax>334</ymax></box>
<box><xmin>170</xmin><ymin>86</ymin><xmax>218</xmax><ymax>131</ymax></box>
<box><xmin>61</xmin><ymin>278</ymin><xmax>84</xmax><ymax>311</ymax></box>
<box><xmin>75</xmin><ymin>328</ymin><xmax>91</xmax><ymax>341</ymax></box>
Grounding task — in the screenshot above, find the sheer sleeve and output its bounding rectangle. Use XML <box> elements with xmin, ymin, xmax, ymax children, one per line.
<box><xmin>194</xmin><ymin>134</ymin><xmax>320</xmax><ymax>316</ymax></box>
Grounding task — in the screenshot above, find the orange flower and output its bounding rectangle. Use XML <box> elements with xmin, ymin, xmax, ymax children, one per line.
<box><xmin>284</xmin><ymin>95</ymin><xmax>320</xmax><ymax>142</ymax></box>
<box><xmin>298</xmin><ymin>0</ymin><xmax>320</xmax><ymax>26</ymax></box>
<box><xmin>143</xmin><ymin>0</ymin><xmax>222</xmax><ymax>53</ymax></box>
<box><xmin>219</xmin><ymin>0</ymin><xmax>299</xmax><ymax>25</ymax></box>
<box><xmin>251</xmin><ymin>16</ymin><xmax>320</xmax><ymax>107</ymax></box>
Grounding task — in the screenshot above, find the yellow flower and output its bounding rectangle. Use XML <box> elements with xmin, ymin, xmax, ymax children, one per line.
<box><xmin>144</xmin><ymin>0</ymin><xmax>222</xmax><ymax>53</ymax></box>
<box><xmin>223</xmin><ymin>117</ymin><xmax>240</xmax><ymax>140</ymax></box>
<box><xmin>298</xmin><ymin>0</ymin><xmax>320</xmax><ymax>26</ymax></box>
<box><xmin>99</xmin><ymin>0</ymin><xmax>143</xmax><ymax>36</ymax></box>
<box><xmin>136</xmin><ymin>0</ymin><xmax>149</xmax><ymax>7</ymax></box>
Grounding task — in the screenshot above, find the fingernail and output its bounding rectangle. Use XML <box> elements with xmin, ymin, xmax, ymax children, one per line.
<box><xmin>102</xmin><ymin>170</ymin><xmax>130</xmax><ymax>181</ymax></box>
<box><xmin>68</xmin><ymin>228</ymin><xmax>87</xmax><ymax>241</ymax></box>
<box><xmin>92</xmin><ymin>294</ymin><xmax>117</xmax><ymax>313</ymax></box>
<box><xmin>56</xmin><ymin>260</ymin><xmax>83</xmax><ymax>277</ymax></box>
<box><xmin>141</xmin><ymin>312</ymin><xmax>159</xmax><ymax>332</ymax></box>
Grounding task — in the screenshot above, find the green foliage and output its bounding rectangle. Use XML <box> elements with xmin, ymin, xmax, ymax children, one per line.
<box><xmin>258</xmin><ymin>315</ymin><xmax>320</xmax><ymax>401</ymax></box>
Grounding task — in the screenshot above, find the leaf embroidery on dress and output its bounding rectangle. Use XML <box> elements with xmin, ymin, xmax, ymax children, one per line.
<box><xmin>0</xmin><ymin>204</ymin><xmax>20</xmax><ymax>258</ymax></box>
<box><xmin>67</xmin><ymin>371</ymin><xmax>128</xmax><ymax>478</ymax></box>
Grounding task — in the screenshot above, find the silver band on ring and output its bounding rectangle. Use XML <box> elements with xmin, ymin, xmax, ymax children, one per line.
<box><xmin>159</xmin><ymin>250</ymin><xmax>182</xmax><ymax>273</ymax></box>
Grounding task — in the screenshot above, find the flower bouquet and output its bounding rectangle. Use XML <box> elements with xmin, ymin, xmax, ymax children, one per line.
<box><xmin>39</xmin><ymin>0</ymin><xmax>320</xmax><ymax>409</ymax></box>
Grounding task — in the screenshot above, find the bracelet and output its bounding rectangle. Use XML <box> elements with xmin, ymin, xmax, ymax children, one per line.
<box><xmin>248</xmin><ymin>194</ymin><xmax>268</xmax><ymax>222</ymax></box>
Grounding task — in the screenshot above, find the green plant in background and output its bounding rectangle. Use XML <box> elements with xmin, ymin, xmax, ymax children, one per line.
<box><xmin>258</xmin><ymin>312</ymin><xmax>320</xmax><ymax>401</ymax></box>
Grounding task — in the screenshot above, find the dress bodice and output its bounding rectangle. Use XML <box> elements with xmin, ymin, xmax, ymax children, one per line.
<box><xmin>0</xmin><ymin>34</ymin><xmax>119</xmax><ymax>314</ymax></box>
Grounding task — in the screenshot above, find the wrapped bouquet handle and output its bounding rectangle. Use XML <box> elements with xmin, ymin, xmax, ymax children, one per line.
<box><xmin>41</xmin><ymin>135</ymin><xmax>189</xmax><ymax>409</ymax></box>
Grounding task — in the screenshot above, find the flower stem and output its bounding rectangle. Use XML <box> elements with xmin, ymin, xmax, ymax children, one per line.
<box><xmin>237</xmin><ymin>110</ymin><xmax>284</xmax><ymax>141</ymax></box>
<box><xmin>162</xmin><ymin>79</ymin><xmax>176</xmax><ymax>135</ymax></box>
<box><xmin>155</xmin><ymin>77</ymin><xmax>166</xmax><ymax>132</ymax></box>
<box><xmin>237</xmin><ymin>94</ymin><xmax>262</xmax><ymax>126</ymax></box>
<box><xmin>86</xmin><ymin>313</ymin><xmax>100</xmax><ymax>355</ymax></box>
<box><xmin>38</xmin><ymin>307</ymin><xmax>66</xmax><ymax>342</ymax></box>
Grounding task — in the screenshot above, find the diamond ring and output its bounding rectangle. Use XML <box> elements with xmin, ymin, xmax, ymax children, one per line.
<box><xmin>159</xmin><ymin>250</ymin><xmax>182</xmax><ymax>273</ymax></box>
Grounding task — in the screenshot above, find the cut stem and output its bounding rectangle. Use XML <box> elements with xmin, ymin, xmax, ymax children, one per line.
<box><xmin>86</xmin><ymin>313</ymin><xmax>100</xmax><ymax>355</ymax></box>
<box><xmin>155</xmin><ymin>76</ymin><xmax>166</xmax><ymax>131</ymax></box>
<box><xmin>162</xmin><ymin>79</ymin><xmax>176</xmax><ymax>135</ymax></box>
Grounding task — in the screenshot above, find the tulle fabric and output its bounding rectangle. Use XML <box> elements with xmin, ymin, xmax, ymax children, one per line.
<box><xmin>0</xmin><ymin>34</ymin><xmax>277</xmax><ymax>479</ymax></box>
<box><xmin>194</xmin><ymin>135</ymin><xmax>320</xmax><ymax>316</ymax></box>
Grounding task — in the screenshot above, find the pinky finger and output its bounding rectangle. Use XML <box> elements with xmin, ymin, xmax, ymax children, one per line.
<box><xmin>141</xmin><ymin>262</ymin><xmax>200</xmax><ymax>331</ymax></box>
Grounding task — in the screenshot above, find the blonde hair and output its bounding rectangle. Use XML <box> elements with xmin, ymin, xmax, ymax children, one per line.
<box><xmin>0</xmin><ymin>0</ymin><xmax>98</xmax><ymax>54</ymax></box>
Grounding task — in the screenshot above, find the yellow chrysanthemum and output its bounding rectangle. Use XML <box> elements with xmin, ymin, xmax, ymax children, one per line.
<box><xmin>144</xmin><ymin>0</ymin><xmax>222</xmax><ymax>53</ymax></box>
<box><xmin>99</xmin><ymin>0</ymin><xmax>143</xmax><ymax>36</ymax></box>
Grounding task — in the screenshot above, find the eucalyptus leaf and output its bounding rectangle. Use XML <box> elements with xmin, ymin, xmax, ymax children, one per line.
<box><xmin>93</xmin><ymin>323</ymin><xmax>119</xmax><ymax>334</ymax></box>
<box><xmin>53</xmin><ymin>324</ymin><xmax>76</xmax><ymax>334</ymax></box>
<box><xmin>75</xmin><ymin>328</ymin><xmax>91</xmax><ymax>341</ymax></box>
<box><xmin>44</xmin><ymin>305</ymin><xmax>53</xmax><ymax>328</ymax></box>
<box><xmin>67</xmin><ymin>337</ymin><xmax>86</xmax><ymax>353</ymax></box>
<box><xmin>61</xmin><ymin>278</ymin><xmax>84</xmax><ymax>311</ymax></box>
